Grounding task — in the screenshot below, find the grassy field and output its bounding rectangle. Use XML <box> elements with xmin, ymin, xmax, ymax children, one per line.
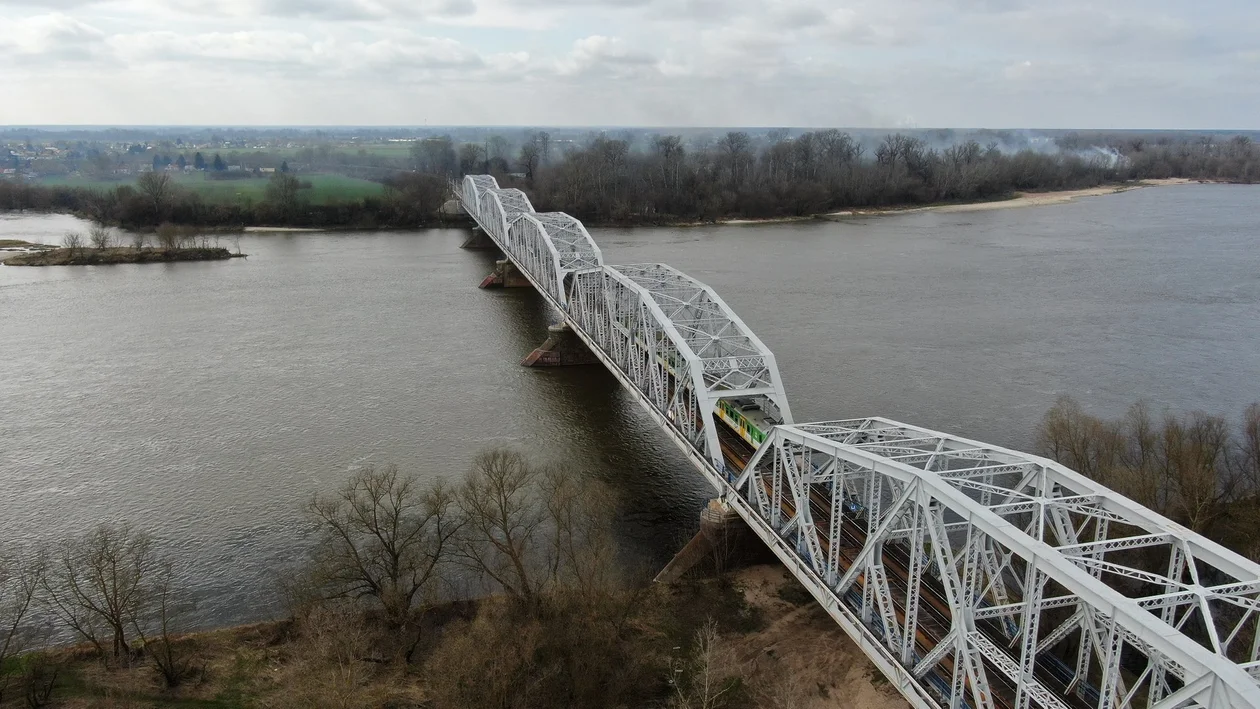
<box><xmin>33</xmin><ymin>173</ymin><xmax>386</xmax><ymax>205</ymax></box>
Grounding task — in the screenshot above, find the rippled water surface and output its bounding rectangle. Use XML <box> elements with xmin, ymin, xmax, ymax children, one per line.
<box><xmin>2</xmin><ymin>184</ymin><xmax>1258</xmax><ymax>627</ymax></box>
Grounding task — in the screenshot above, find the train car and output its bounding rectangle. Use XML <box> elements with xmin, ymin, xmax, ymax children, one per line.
<box><xmin>715</xmin><ymin>397</ymin><xmax>776</xmax><ymax>449</ymax></box>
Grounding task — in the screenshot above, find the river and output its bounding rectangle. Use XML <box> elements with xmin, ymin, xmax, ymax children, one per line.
<box><xmin>2</xmin><ymin>183</ymin><xmax>1258</xmax><ymax>628</ymax></box>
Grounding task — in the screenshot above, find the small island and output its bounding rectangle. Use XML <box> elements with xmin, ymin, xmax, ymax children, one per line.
<box><xmin>5</xmin><ymin>245</ymin><xmax>244</xmax><ymax>266</ymax></box>
<box><xmin>1</xmin><ymin>225</ymin><xmax>246</xmax><ymax>267</ymax></box>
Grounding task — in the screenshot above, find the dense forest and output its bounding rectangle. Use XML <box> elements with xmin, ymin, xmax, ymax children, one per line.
<box><xmin>1</xmin><ymin>130</ymin><xmax>1256</xmax><ymax>229</ymax></box>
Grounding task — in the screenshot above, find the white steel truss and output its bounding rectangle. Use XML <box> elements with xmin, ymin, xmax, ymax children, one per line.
<box><xmin>460</xmin><ymin>174</ymin><xmax>535</xmax><ymax>244</ymax></box>
<box><xmin>568</xmin><ymin>263</ymin><xmax>793</xmax><ymax>472</ymax></box>
<box><xmin>506</xmin><ymin>212</ymin><xmax>603</xmax><ymax>307</ymax></box>
<box><xmin>452</xmin><ymin>175</ymin><xmax>1260</xmax><ymax>709</ymax></box>
<box><xmin>735</xmin><ymin>420</ymin><xmax>1260</xmax><ymax>709</ymax></box>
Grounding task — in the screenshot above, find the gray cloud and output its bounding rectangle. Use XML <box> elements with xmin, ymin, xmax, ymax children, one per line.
<box><xmin>2</xmin><ymin>0</ymin><xmax>1259</xmax><ymax>127</ymax></box>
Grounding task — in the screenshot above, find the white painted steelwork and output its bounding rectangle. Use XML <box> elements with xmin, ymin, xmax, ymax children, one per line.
<box><xmin>453</xmin><ymin>175</ymin><xmax>1260</xmax><ymax>709</ymax></box>
<box><xmin>735</xmin><ymin>419</ymin><xmax>1260</xmax><ymax>709</ymax></box>
<box><xmin>568</xmin><ymin>263</ymin><xmax>793</xmax><ymax>471</ymax></box>
<box><xmin>507</xmin><ymin>213</ymin><xmax>603</xmax><ymax>307</ymax></box>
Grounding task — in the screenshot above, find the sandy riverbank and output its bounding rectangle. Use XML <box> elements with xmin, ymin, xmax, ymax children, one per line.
<box><xmin>824</xmin><ymin>178</ymin><xmax>1204</xmax><ymax>219</ymax></box>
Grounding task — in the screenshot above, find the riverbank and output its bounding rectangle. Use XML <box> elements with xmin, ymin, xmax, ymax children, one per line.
<box><xmin>20</xmin><ymin>565</ymin><xmax>903</xmax><ymax>709</ymax></box>
<box><xmin>819</xmin><ymin>177</ymin><xmax>1209</xmax><ymax>219</ymax></box>
<box><xmin>3</xmin><ymin>246</ymin><xmax>245</xmax><ymax>266</ymax></box>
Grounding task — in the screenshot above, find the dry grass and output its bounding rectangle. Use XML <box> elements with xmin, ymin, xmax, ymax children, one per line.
<box><xmin>725</xmin><ymin>566</ymin><xmax>910</xmax><ymax>709</ymax></box>
<box><xmin>9</xmin><ymin>564</ymin><xmax>905</xmax><ymax>709</ymax></box>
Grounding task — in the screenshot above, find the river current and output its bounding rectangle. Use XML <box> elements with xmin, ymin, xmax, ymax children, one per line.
<box><xmin>2</xmin><ymin>184</ymin><xmax>1258</xmax><ymax>628</ymax></box>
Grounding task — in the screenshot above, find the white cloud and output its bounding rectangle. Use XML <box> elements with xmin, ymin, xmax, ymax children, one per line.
<box><xmin>0</xmin><ymin>12</ymin><xmax>105</xmax><ymax>59</ymax></box>
<box><xmin>555</xmin><ymin>35</ymin><xmax>657</xmax><ymax>77</ymax></box>
<box><xmin>2</xmin><ymin>0</ymin><xmax>1259</xmax><ymax>127</ymax></box>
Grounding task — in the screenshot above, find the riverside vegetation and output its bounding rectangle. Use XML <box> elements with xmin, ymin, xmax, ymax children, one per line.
<box><xmin>2</xmin><ymin>224</ymin><xmax>244</xmax><ymax>267</ymax></box>
<box><xmin>2</xmin><ymin>399</ymin><xmax>1258</xmax><ymax>708</ymax></box>
<box><xmin>2</xmin><ymin>131</ymin><xmax>1257</xmax><ymax>229</ymax></box>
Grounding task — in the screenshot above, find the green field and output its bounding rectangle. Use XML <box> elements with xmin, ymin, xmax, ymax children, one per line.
<box><xmin>34</xmin><ymin>173</ymin><xmax>386</xmax><ymax>205</ymax></box>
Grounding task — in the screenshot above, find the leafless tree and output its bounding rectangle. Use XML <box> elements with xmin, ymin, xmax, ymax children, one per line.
<box><xmin>457</xmin><ymin>143</ymin><xmax>485</xmax><ymax>176</ymax></box>
<box><xmin>292</xmin><ymin>601</ymin><xmax>379</xmax><ymax>709</ymax></box>
<box><xmin>1038</xmin><ymin>397</ymin><xmax>1258</xmax><ymax>535</ymax></box>
<box><xmin>136</xmin><ymin>171</ymin><xmax>176</xmax><ymax>219</ymax></box>
<box><xmin>671</xmin><ymin>618</ymin><xmax>737</xmax><ymax>709</ymax></box>
<box><xmin>130</xmin><ymin>230</ymin><xmax>148</xmax><ymax>250</ymax></box>
<box><xmin>134</xmin><ymin>562</ymin><xmax>196</xmax><ymax>688</ymax></box>
<box><xmin>1162</xmin><ymin>411</ymin><xmax>1241</xmax><ymax>533</ymax></box>
<box><xmin>0</xmin><ymin>549</ymin><xmax>44</xmax><ymax>702</ymax></box>
<box><xmin>155</xmin><ymin>223</ymin><xmax>180</xmax><ymax>250</ymax></box>
<box><xmin>455</xmin><ymin>448</ymin><xmax>548</xmax><ymax>605</ymax></box>
<box><xmin>1240</xmin><ymin>404</ymin><xmax>1260</xmax><ymax>492</ymax></box>
<box><xmin>307</xmin><ymin>465</ymin><xmax>460</xmax><ymax>657</ymax></box>
<box><xmin>40</xmin><ymin>523</ymin><xmax>159</xmax><ymax>665</ymax></box>
<box><xmin>519</xmin><ymin>141</ymin><xmax>542</xmax><ymax>181</ymax></box>
<box><xmin>88</xmin><ymin>223</ymin><xmax>113</xmax><ymax>249</ymax></box>
<box><xmin>62</xmin><ymin>231</ymin><xmax>83</xmax><ymax>252</ymax></box>
<box><xmin>266</xmin><ymin>172</ymin><xmax>303</xmax><ymax>219</ymax></box>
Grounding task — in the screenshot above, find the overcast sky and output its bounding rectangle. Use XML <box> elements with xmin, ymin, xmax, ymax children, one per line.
<box><xmin>1</xmin><ymin>0</ymin><xmax>1257</xmax><ymax>128</ymax></box>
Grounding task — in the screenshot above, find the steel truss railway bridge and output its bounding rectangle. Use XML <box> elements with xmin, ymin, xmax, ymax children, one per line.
<box><xmin>455</xmin><ymin>175</ymin><xmax>1260</xmax><ymax>709</ymax></box>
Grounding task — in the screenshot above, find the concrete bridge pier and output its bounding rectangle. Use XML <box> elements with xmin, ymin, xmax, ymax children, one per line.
<box><xmin>460</xmin><ymin>227</ymin><xmax>497</xmax><ymax>250</ymax></box>
<box><xmin>654</xmin><ymin>498</ymin><xmax>749</xmax><ymax>583</ymax></box>
<box><xmin>479</xmin><ymin>259</ymin><xmax>532</xmax><ymax>288</ymax></box>
<box><xmin>521</xmin><ymin>323</ymin><xmax>598</xmax><ymax>367</ymax></box>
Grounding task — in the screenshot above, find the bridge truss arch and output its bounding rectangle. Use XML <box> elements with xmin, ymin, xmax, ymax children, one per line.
<box><xmin>733</xmin><ymin>417</ymin><xmax>1260</xmax><ymax>709</ymax></box>
<box><xmin>506</xmin><ymin>212</ymin><xmax>603</xmax><ymax>307</ymax></box>
<box><xmin>460</xmin><ymin>174</ymin><xmax>498</xmax><ymax>218</ymax></box>
<box><xmin>479</xmin><ymin>187</ymin><xmax>534</xmax><ymax>242</ymax></box>
<box><xmin>569</xmin><ymin>263</ymin><xmax>793</xmax><ymax>472</ymax></box>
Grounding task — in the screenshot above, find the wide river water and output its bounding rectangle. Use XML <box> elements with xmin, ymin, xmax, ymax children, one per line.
<box><xmin>2</xmin><ymin>184</ymin><xmax>1259</xmax><ymax>628</ymax></box>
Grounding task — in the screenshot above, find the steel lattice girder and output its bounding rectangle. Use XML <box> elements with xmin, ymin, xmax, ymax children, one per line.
<box><xmin>460</xmin><ymin>174</ymin><xmax>499</xmax><ymax>218</ymax></box>
<box><xmin>507</xmin><ymin>212</ymin><xmax>603</xmax><ymax>307</ymax></box>
<box><xmin>477</xmin><ymin>187</ymin><xmax>534</xmax><ymax>242</ymax></box>
<box><xmin>734</xmin><ymin>421</ymin><xmax>1260</xmax><ymax>709</ymax></box>
<box><xmin>567</xmin><ymin>264</ymin><xmax>793</xmax><ymax>471</ymax></box>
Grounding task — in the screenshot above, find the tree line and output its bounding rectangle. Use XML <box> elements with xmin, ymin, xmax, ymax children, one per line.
<box><xmin>1038</xmin><ymin>398</ymin><xmax>1260</xmax><ymax>543</ymax></box>
<box><xmin>0</xmin><ymin>171</ymin><xmax>453</xmax><ymax>230</ymax></box>
<box><xmin>3</xmin><ymin>129</ymin><xmax>1256</xmax><ymax>229</ymax></box>
<box><xmin>477</xmin><ymin>130</ymin><xmax>1257</xmax><ymax>224</ymax></box>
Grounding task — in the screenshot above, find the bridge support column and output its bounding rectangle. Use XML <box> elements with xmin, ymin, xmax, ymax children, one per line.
<box><xmin>521</xmin><ymin>323</ymin><xmax>597</xmax><ymax>367</ymax></box>
<box><xmin>460</xmin><ymin>227</ymin><xmax>496</xmax><ymax>250</ymax></box>
<box><xmin>479</xmin><ymin>259</ymin><xmax>531</xmax><ymax>288</ymax></box>
<box><xmin>654</xmin><ymin>499</ymin><xmax>749</xmax><ymax>583</ymax></box>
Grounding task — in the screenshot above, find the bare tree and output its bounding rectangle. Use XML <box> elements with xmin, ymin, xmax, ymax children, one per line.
<box><xmin>266</xmin><ymin>172</ymin><xmax>303</xmax><ymax>219</ymax></box>
<box><xmin>671</xmin><ymin>618</ymin><xmax>737</xmax><ymax>709</ymax></box>
<box><xmin>133</xmin><ymin>562</ymin><xmax>195</xmax><ymax>687</ymax></box>
<box><xmin>62</xmin><ymin>231</ymin><xmax>83</xmax><ymax>252</ymax></box>
<box><xmin>456</xmin><ymin>448</ymin><xmax>548</xmax><ymax>605</ymax></box>
<box><xmin>130</xmin><ymin>230</ymin><xmax>148</xmax><ymax>250</ymax></box>
<box><xmin>40</xmin><ymin>523</ymin><xmax>159</xmax><ymax>665</ymax></box>
<box><xmin>1240</xmin><ymin>404</ymin><xmax>1260</xmax><ymax>492</ymax></box>
<box><xmin>155</xmin><ymin>223</ymin><xmax>180</xmax><ymax>250</ymax></box>
<box><xmin>88</xmin><ymin>223</ymin><xmax>113</xmax><ymax>249</ymax></box>
<box><xmin>1162</xmin><ymin>411</ymin><xmax>1240</xmax><ymax>533</ymax></box>
<box><xmin>519</xmin><ymin>141</ymin><xmax>542</xmax><ymax>181</ymax></box>
<box><xmin>292</xmin><ymin>601</ymin><xmax>379</xmax><ymax>709</ymax></box>
<box><xmin>0</xmin><ymin>549</ymin><xmax>44</xmax><ymax>702</ymax></box>
<box><xmin>136</xmin><ymin>171</ymin><xmax>175</xmax><ymax>219</ymax></box>
<box><xmin>307</xmin><ymin>465</ymin><xmax>460</xmax><ymax>656</ymax></box>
